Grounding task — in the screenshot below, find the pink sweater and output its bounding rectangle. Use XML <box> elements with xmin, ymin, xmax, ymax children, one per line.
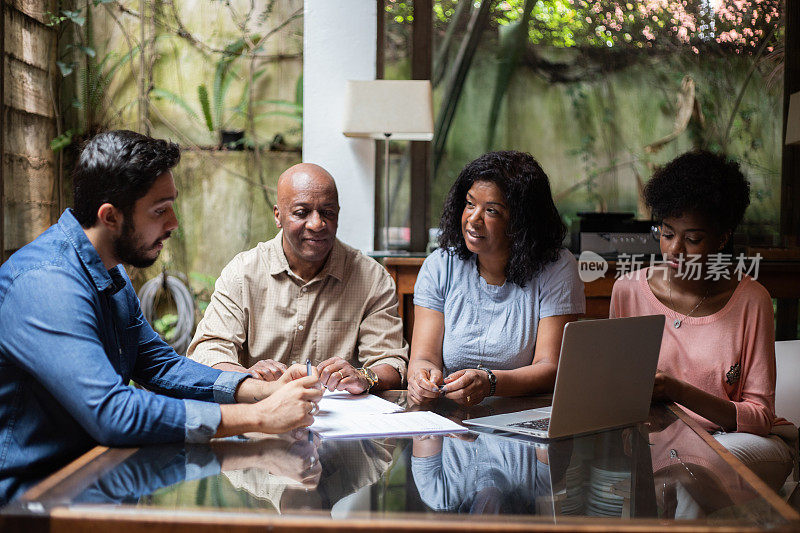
<box><xmin>610</xmin><ymin>269</ymin><xmax>776</xmax><ymax>436</ymax></box>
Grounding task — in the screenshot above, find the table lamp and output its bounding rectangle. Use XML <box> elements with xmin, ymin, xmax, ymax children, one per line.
<box><xmin>342</xmin><ymin>80</ymin><xmax>434</xmax><ymax>250</ymax></box>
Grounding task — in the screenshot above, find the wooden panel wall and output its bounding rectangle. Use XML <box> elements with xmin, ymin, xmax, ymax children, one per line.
<box><xmin>1</xmin><ymin>2</ymin><xmax>5</xmax><ymax>262</ymax></box>
<box><xmin>2</xmin><ymin>0</ymin><xmax>58</xmax><ymax>259</ymax></box>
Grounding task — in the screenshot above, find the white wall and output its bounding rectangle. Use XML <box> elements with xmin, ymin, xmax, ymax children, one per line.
<box><xmin>303</xmin><ymin>0</ymin><xmax>376</xmax><ymax>251</ymax></box>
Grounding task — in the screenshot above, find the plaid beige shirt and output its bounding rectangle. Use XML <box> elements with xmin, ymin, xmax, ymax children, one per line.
<box><xmin>187</xmin><ymin>232</ymin><xmax>408</xmax><ymax>377</ymax></box>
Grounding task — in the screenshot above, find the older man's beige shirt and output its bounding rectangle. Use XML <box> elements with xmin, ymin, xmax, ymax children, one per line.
<box><xmin>187</xmin><ymin>232</ymin><xmax>408</xmax><ymax>377</ymax></box>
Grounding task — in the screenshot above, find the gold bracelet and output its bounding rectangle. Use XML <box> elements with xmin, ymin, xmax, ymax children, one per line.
<box><xmin>357</xmin><ymin>366</ymin><xmax>378</xmax><ymax>390</ymax></box>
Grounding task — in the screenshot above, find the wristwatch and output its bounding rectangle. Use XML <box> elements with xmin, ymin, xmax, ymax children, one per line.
<box><xmin>357</xmin><ymin>366</ymin><xmax>379</xmax><ymax>391</ymax></box>
<box><xmin>477</xmin><ymin>364</ymin><xmax>496</xmax><ymax>397</ymax></box>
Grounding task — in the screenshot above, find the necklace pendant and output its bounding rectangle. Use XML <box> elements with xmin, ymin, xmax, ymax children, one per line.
<box><xmin>673</xmin><ymin>319</ymin><xmax>682</xmax><ymax>329</ymax></box>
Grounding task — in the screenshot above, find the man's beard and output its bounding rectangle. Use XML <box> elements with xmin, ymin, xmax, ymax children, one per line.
<box><xmin>113</xmin><ymin>216</ymin><xmax>169</xmax><ymax>269</ymax></box>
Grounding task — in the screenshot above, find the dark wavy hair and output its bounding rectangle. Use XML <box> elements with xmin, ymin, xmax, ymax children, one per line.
<box><xmin>72</xmin><ymin>130</ymin><xmax>181</xmax><ymax>227</ymax></box>
<box><xmin>438</xmin><ymin>151</ymin><xmax>566</xmax><ymax>286</ymax></box>
<box><xmin>644</xmin><ymin>150</ymin><xmax>750</xmax><ymax>236</ymax></box>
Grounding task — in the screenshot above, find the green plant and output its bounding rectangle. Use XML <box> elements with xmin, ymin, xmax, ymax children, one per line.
<box><xmin>48</xmin><ymin>2</ymin><xmax>146</xmax><ymax>152</ymax></box>
<box><xmin>251</xmin><ymin>75</ymin><xmax>303</xmax><ymax>126</ymax></box>
<box><xmin>151</xmin><ymin>36</ymin><xmax>279</xmax><ymax>148</ymax></box>
<box><xmin>152</xmin><ymin>64</ymin><xmax>302</xmax><ymax>149</ymax></box>
<box><xmin>189</xmin><ymin>272</ymin><xmax>217</xmax><ymax>315</ymax></box>
<box><xmin>153</xmin><ymin>313</ymin><xmax>178</xmax><ymax>341</ymax></box>
<box><xmin>243</xmin><ymin>74</ymin><xmax>303</xmax><ymax>149</ymax></box>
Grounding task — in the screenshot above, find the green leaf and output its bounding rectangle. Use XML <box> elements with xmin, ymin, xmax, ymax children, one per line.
<box><xmin>151</xmin><ymin>88</ymin><xmax>200</xmax><ymax>120</ymax></box>
<box><xmin>44</xmin><ymin>12</ymin><xmax>67</xmax><ymax>27</ymax></box>
<box><xmin>212</xmin><ymin>64</ymin><xmax>239</xmax><ymax>129</ymax></box>
<box><xmin>64</xmin><ymin>42</ymin><xmax>95</xmax><ymax>58</ymax></box>
<box><xmin>78</xmin><ymin>45</ymin><xmax>96</xmax><ymax>58</ymax></box>
<box><xmin>92</xmin><ymin>0</ymin><xmax>117</xmax><ymax>5</ymax></box>
<box><xmin>210</xmin><ymin>36</ymin><xmax>260</xmax><ymax>127</ymax></box>
<box><xmin>85</xmin><ymin>53</ymin><xmax>115</xmax><ymax>110</ymax></box>
<box><xmin>232</xmin><ymin>68</ymin><xmax>268</xmax><ymax>119</ymax></box>
<box><xmin>294</xmin><ymin>74</ymin><xmax>303</xmax><ymax>105</ymax></box>
<box><xmin>62</xmin><ymin>10</ymin><xmax>85</xmax><ymax>26</ymax></box>
<box><xmin>198</xmin><ymin>85</ymin><xmax>214</xmax><ymax>132</ymax></box>
<box><xmin>189</xmin><ymin>271</ymin><xmax>217</xmax><ymax>289</ymax></box>
<box><xmin>104</xmin><ymin>42</ymin><xmax>145</xmax><ymax>80</ymax></box>
<box><xmin>56</xmin><ymin>61</ymin><xmax>75</xmax><ymax>77</ymax></box>
<box><xmin>50</xmin><ymin>130</ymin><xmax>75</xmax><ymax>152</ymax></box>
<box><xmin>485</xmin><ymin>0</ymin><xmax>535</xmax><ymax>150</ymax></box>
<box><xmin>153</xmin><ymin>314</ymin><xmax>179</xmax><ymax>341</ymax></box>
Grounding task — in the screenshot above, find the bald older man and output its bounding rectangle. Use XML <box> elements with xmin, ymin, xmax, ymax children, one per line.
<box><xmin>187</xmin><ymin>164</ymin><xmax>408</xmax><ymax>393</ymax></box>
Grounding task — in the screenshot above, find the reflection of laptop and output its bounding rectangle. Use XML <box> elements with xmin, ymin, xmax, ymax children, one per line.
<box><xmin>464</xmin><ymin>315</ymin><xmax>665</xmax><ymax>439</ymax></box>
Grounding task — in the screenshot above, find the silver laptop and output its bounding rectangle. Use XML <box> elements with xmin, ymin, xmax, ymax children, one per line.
<box><xmin>463</xmin><ymin>315</ymin><xmax>665</xmax><ymax>439</ymax></box>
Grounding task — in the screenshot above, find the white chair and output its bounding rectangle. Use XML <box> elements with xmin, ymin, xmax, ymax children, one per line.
<box><xmin>775</xmin><ymin>340</ymin><xmax>800</xmax><ymax>483</ymax></box>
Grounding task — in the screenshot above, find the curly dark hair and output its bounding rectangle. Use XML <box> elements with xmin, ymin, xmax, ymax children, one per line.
<box><xmin>644</xmin><ymin>150</ymin><xmax>751</xmax><ymax>236</ymax></box>
<box><xmin>438</xmin><ymin>150</ymin><xmax>566</xmax><ymax>286</ymax></box>
<box><xmin>72</xmin><ymin>130</ymin><xmax>181</xmax><ymax>227</ymax></box>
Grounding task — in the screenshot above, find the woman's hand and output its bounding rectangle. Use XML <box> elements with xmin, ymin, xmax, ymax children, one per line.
<box><xmin>408</xmin><ymin>365</ymin><xmax>444</xmax><ymax>405</ymax></box>
<box><xmin>408</xmin><ymin>306</ymin><xmax>446</xmax><ymax>405</ymax></box>
<box><xmin>653</xmin><ymin>369</ymin><xmax>680</xmax><ymax>402</ymax></box>
<box><xmin>652</xmin><ymin>370</ymin><xmax>737</xmax><ymax>431</ymax></box>
<box><xmin>442</xmin><ymin>369</ymin><xmax>490</xmax><ymax>406</ymax></box>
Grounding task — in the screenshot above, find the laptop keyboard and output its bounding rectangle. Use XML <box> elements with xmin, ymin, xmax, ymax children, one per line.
<box><xmin>509</xmin><ymin>418</ymin><xmax>550</xmax><ymax>431</ymax></box>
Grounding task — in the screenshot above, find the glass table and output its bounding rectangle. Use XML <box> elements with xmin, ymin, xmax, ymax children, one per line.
<box><xmin>2</xmin><ymin>392</ymin><xmax>798</xmax><ymax>532</ymax></box>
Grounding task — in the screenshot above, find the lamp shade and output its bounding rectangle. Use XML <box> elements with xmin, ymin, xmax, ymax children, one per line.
<box><xmin>342</xmin><ymin>80</ymin><xmax>434</xmax><ymax>141</ymax></box>
<box><xmin>787</xmin><ymin>91</ymin><xmax>800</xmax><ymax>145</ymax></box>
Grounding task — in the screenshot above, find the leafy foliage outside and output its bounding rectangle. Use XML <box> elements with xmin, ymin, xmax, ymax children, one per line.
<box><xmin>384</xmin><ymin>1</ymin><xmax>784</xmax><ymax>242</ymax></box>
<box><xmin>49</xmin><ymin>0</ymin><xmax>304</xmax><ymax>153</ymax></box>
<box><xmin>387</xmin><ymin>0</ymin><xmax>782</xmax><ymax>52</ymax></box>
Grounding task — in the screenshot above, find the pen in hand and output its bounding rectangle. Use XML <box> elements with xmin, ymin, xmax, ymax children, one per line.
<box><xmin>306</xmin><ymin>359</ymin><xmax>314</xmax><ymax>444</ymax></box>
<box><xmin>428</xmin><ymin>374</ymin><xmax>445</xmax><ymax>395</ymax></box>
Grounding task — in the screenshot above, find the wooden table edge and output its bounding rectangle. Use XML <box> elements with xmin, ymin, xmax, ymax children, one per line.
<box><xmin>42</xmin><ymin>505</ymin><xmax>794</xmax><ymax>533</ymax></box>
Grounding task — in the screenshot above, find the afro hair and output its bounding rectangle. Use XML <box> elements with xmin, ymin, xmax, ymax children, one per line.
<box><xmin>644</xmin><ymin>150</ymin><xmax>750</xmax><ymax>235</ymax></box>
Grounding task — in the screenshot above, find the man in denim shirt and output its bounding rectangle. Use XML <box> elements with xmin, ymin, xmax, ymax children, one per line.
<box><xmin>0</xmin><ymin>131</ymin><xmax>323</xmax><ymax>505</ymax></box>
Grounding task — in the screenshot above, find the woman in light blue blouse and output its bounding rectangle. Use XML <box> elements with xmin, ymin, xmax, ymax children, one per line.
<box><xmin>407</xmin><ymin>151</ymin><xmax>585</xmax><ymax>406</ymax></box>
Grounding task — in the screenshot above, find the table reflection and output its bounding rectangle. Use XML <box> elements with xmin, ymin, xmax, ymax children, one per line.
<box><xmin>649</xmin><ymin>415</ymin><xmax>770</xmax><ymax>521</ymax></box>
<box><xmin>74</xmin><ymin>432</ymin><xmax>393</xmax><ymax>515</ymax></box>
<box><xmin>67</xmin><ymin>407</ymin><xmax>690</xmax><ymax>520</ymax></box>
<box><xmin>11</xmin><ymin>398</ymin><xmax>789</xmax><ymax>530</ymax></box>
<box><xmin>410</xmin><ymin>432</ymin><xmax>569</xmax><ymax>515</ymax></box>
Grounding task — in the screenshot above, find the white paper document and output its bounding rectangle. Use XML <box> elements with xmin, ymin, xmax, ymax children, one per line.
<box><xmin>309</xmin><ymin>390</ymin><xmax>467</xmax><ymax>439</ymax></box>
<box><xmin>316</xmin><ymin>389</ymin><xmax>404</xmax><ymax>415</ymax></box>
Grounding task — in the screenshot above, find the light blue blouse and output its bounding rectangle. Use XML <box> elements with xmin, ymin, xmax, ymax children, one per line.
<box><xmin>413</xmin><ymin>248</ymin><xmax>585</xmax><ymax>374</ymax></box>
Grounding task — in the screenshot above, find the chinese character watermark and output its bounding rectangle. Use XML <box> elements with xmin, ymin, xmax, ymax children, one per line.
<box><xmin>604</xmin><ymin>253</ymin><xmax>762</xmax><ymax>281</ymax></box>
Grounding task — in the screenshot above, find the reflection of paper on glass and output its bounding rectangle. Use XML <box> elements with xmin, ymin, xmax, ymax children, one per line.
<box><xmin>309</xmin><ymin>390</ymin><xmax>467</xmax><ymax>438</ymax></box>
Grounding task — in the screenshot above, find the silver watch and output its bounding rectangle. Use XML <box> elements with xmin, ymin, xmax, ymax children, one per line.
<box><xmin>477</xmin><ymin>364</ymin><xmax>496</xmax><ymax>396</ymax></box>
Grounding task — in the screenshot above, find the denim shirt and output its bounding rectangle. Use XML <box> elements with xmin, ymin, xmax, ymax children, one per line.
<box><xmin>0</xmin><ymin>209</ymin><xmax>247</xmax><ymax>505</ymax></box>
